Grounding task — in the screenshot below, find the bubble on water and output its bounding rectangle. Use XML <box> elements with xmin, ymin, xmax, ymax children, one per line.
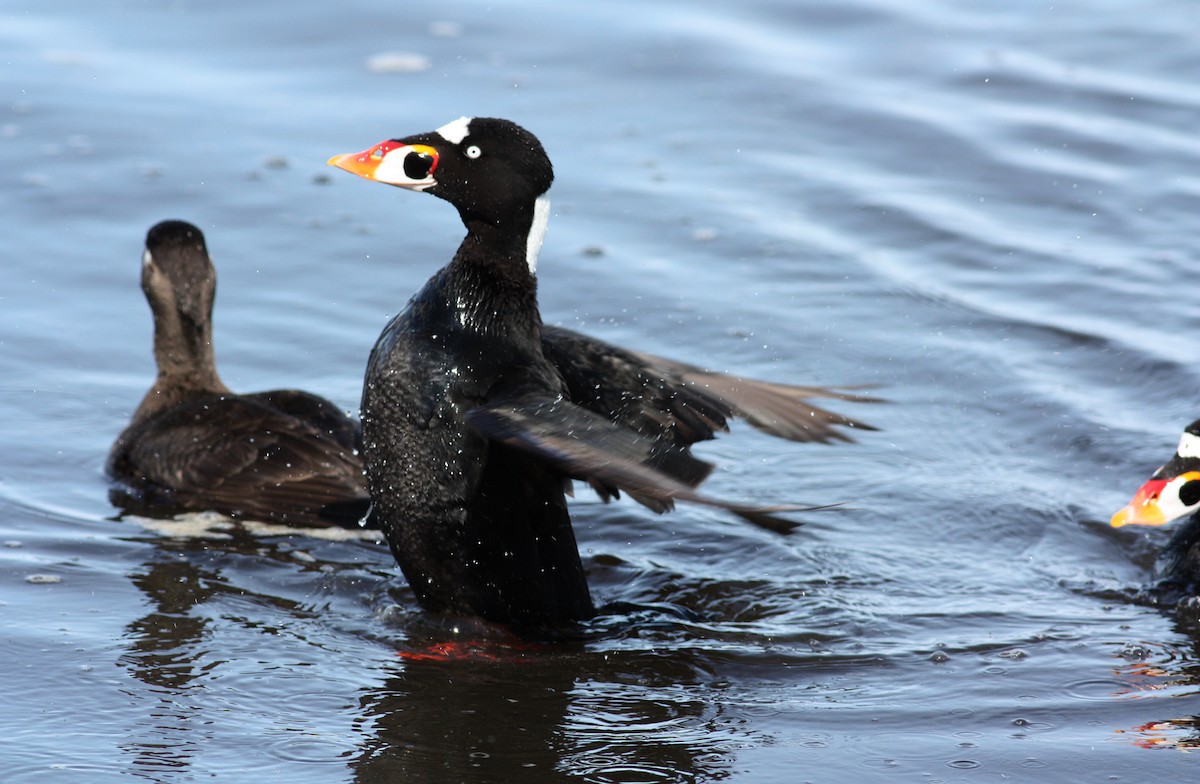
<box><xmin>268</xmin><ymin>735</ymin><xmax>351</xmax><ymax>764</ymax></box>
<box><xmin>26</xmin><ymin>574</ymin><xmax>62</xmax><ymax>584</ymax></box>
<box><xmin>1065</xmin><ymin>678</ymin><xmax>1127</xmax><ymax>701</ymax></box>
<box><xmin>1117</xmin><ymin>642</ymin><xmax>1152</xmax><ymax>660</ymax></box>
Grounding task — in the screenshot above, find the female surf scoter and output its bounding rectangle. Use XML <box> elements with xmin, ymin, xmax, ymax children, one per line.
<box><xmin>1112</xmin><ymin>420</ymin><xmax>1200</xmax><ymax>590</ymax></box>
<box><xmin>328</xmin><ymin>117</ymin><xmax>876</xmax><ymax>627</ymax></box>
<box><xmin>107</xmin><ymin>220</ymin><xmax>370</xmax><ymax>527</ymax></box>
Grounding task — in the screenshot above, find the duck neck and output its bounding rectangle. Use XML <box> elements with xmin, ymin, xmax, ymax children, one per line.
<box><xmin>438</xmin><ymin>197</ymin><xmax>549</xmax><ymax>339</ymax></box>
<box><xmin>136</xmin><ymin>303</ymin><xmax>230</xmax><ymax>422</ymax></box>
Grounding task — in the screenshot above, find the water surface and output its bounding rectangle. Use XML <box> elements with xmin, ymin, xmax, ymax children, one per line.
<box><xmin>2</xmin><ymin>0</ymin><xmax>1199</xmax><ymax>780</ymax></box>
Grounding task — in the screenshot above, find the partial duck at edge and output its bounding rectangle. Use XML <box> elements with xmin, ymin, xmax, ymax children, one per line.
<box><xmin>1112</xmin><ymin>419</ymin><xmax>1200</xmax><ymax>592</ymax></box>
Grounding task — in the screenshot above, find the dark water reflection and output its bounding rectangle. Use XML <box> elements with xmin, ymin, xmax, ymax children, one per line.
<box><xmin>354</xmin><ymin>658</ymin><xmax>583</xmax><ymax>782</ymax></box>
<box><xmin>119</xmin><ymin>556</ymin><xmax>214</xmax><ymax>777</ymax></box>
<box><xmin>108</xmin><ymin>535</ymin><xmax>753</xmax><ymax>782</ymax></box>
<box><xmin>352</xmin><ymin>657</ymin><xmax>731</xmax><ymax>784</ymax></box>
<box><xmin>3</xmin><ymin>0</ymin><xmax>1200</xmax><ymax>781</ymax></box>
<box><xmin>89</xmin><ymin>524</ymin><xmax>1200</xmax><ymax>780</ymax></box>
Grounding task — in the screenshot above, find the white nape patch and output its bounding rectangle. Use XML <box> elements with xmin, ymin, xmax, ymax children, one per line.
<box><xmin>436</xmin><ymin>116</ymin><xmax>473</xmax><ymax>144</ymax></box>
<box><xmin>1177</xmin><ymin>431</ymin><xmax>1200</xmax><ymax>459</ymax></box>
<box><xmin>526</xmin><ymin>195</ymin><xmax>551</xmax><ymax>274</ymax></box>
<box><xmin>142</xmin><ymin>249</ymin><xmax>153</xmax><ymax>268</ymax></box>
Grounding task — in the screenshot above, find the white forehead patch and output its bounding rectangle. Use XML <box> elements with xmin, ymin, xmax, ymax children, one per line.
<box><xmin>436</xmin><ymin>116</ymin><xmax>473</xmax><ymax>144</ymax></box>
<box><xmin>1177</xmin><ymin>431</ymin><xmax>1200</xmax><ymax>459</ymax></box>
<box><xmin>142</xmin><ymin>249</ymin><xmax>153</xmax><ymax>268</ymax></box>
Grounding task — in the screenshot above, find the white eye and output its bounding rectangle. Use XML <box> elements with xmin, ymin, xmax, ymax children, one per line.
<box><xmin>465</xmin><ymin>145</ymin><xmax>482</xmax><ymax>159</ymax></box>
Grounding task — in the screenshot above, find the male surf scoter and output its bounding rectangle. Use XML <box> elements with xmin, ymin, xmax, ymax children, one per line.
<box><xmin>107</xmin><ymin>220</ymin><xmax>370</xmax><ymax>528</ymax></box>
<box><xmin>328</xmin><ymin>117</ymin><xmax>876</xmax><ymax>628</ymax></box>
<box><xmin>1112</xmin><ymin>420</ymin><xmax>1200</xmax><ymax>591</ymax></box>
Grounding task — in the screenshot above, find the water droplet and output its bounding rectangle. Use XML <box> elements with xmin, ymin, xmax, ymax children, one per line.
<box><xmin>1118</xmin><ymin>642</ymin><xmax>1152</xmax><ymax>660</ymax></box>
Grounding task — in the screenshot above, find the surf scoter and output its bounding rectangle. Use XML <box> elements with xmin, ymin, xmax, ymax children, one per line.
<box><xmin>328</xmin><ymin>117</ymin><xmax>876</xmax><ymax>627</ymax></box>
<box><xmin>1112</xmin><ymin>420</ymin><xmax>1200</xmax><ymax>589</ymax></box>
<box><xmin>107</xmin><ymin>220</ymin><xmax>370</xmax><ymax>528</ymax></box>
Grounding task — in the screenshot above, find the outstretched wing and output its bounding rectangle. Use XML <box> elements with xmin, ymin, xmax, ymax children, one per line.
<box><xmin>467</xmin><ymin>388</ymin><xmax>830</xmax><ymax>534</ymax></box>
<box><xmin>541</xmin><ymin>325</ymin><xmax>879</xmax><ymax>446</ymax></box>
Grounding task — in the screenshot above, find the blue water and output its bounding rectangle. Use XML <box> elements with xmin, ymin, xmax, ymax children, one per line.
<box><xmin>2</xmin><ymin>0</ymin><xmax>1198</xmax><ymax>780</ymax></box>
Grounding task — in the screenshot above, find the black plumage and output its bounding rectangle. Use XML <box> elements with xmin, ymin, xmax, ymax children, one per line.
<box><xmin>329</xmin><ymin>118</ymin><xmax>876</xmax><ymax>628</ymax></box>
<box><xmin>107</xmin><ymin>220</ymin><xmax>370</xmax><ymax>528</ymax></box>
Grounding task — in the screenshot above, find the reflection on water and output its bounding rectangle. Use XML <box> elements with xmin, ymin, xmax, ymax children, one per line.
<box><xmin>354</xmin><ymin>658</ymin><xmax>583</xmax><ymax>782</ymax></box>
<box><xmin>99</xmin><ymin>523</ymin><xmax>1200</xmax><ymax>781</ymax></box>
<box><xmin>119</xmin><ymin>556</ymin><xmax>215</xmax><ymax>776</ymax></box>
<box><xmin>1108</xmin><ymin>622</ymin><xmax>1200</xmax><ymax>750</ymax></box>
<box><xmin>111</xmin><ymin>534</ymin><xmax>748</xmax><ymax>783</ymax></box>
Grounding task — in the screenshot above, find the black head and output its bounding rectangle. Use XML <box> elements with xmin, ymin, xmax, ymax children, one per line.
<box><xmin>328</xmin><ymin>117</ymin><xmax>554</xmax><ymax>227</ymax></box>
